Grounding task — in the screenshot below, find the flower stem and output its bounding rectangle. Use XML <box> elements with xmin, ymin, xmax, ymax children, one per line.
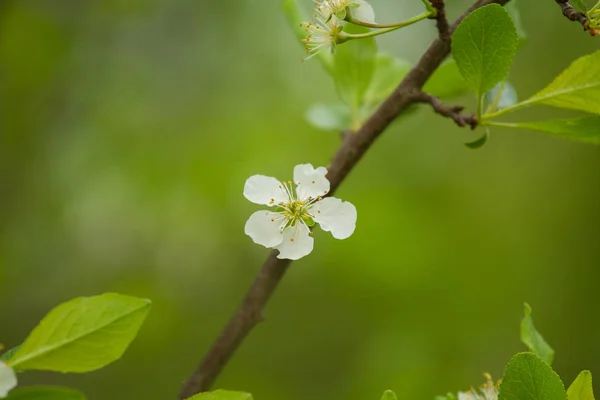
<box><xmin>345</xmin><ymin>10</ymin><xmax>433</xmax><ymax>30</ymax></box>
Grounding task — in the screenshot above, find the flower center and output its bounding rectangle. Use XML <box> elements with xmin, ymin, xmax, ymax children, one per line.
<box><xmin>285</xmin><ymin>200</ymin><xmax>308</xmax><ymax>223</ymax></box>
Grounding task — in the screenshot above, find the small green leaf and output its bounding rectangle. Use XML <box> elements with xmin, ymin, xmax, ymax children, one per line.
<box><xmin>494</xmin><ymin>116</ymin><xmax>600</xmax><ymax>144</ymax></box>
<box><xmin>465</xmin><ymin>131</ymin><xmax>489</xmax><ymax>149</ymax></box>
<box><xmin>8</xmin><ymin>293</ymin><xmax>151</xmax><ymax>373</ymax></box>
<box><xmin>520</xmin><ymin>303</ymin><xmax>555</xmax><ymax>365</ymax></box>
<box><xmin>506</xmin><ymin>1</ymin><xmax>527</xmax><ymax>40</ymax></box>
<box><xmin>571</xmin><ymin>0</ymin><xmax>588</xmax><ymax>12</ymax></box>
<box><xmin>499</xmin><ymin>353</ymin><xmax>567</xmax><ymax>400</ymax></box>
<box><xmin>185</xmin><ymin>390</ymin><xmax>253</xmax><ymax>400</ymax></box>
<box><xmin>5</xmin><ymin>386</ymin><xmax>86</xmax><ymax>400</ymax></box>
<box><xmin>451</xmin><ymin>4</ymin><xmax>518</xmax><ymax>99</ymax></box>
<box><xmin>524</xmin><ymin>51</ymin><xmax>600</xmax><ymax>115</ymax></box>
<box><xmin>282</xmin><ymin>0</ymin><xmax>333</xmax><ymax>71</ymax></box>
<box><xmin>424</xmin><ymin>60</ymin><xmax>470</xmax><ymax>99</ymax></box>
<box><xmin>0</xmin><ymin>346</ymin><xmax>21</xmax><ymax>363</ymax></box>
<box><xmin>435</xmin><ymin>394</ymin><xmax>457</xmax><ymax>400</ymax></box>
<box><xmin>333</xmin><ymin>24</ymin><xmax>376</xmax><ymax>111</ymax></box>
<box><xmin>306</xmin><ymin>103</ymin><xmax>351</xmax><ymax>131</ymax></box>
<box><xmin>381</xmin><ymin>390</ymin><xmax>398</xmax><ymax>400</ymax></box>
<box><xmin>363</xmin><ymin>53</ymin><xmax>411</xmax><ymax>109</ymax></box>
<box><xmin>485</xmin><ymin>81</ymin><xmax>518</xmax><ymax>113</ymax></box>
<box><xmin>568</xmin><ymin>371</ymin><xmax>595</xmax><ymax>400</ymax></box>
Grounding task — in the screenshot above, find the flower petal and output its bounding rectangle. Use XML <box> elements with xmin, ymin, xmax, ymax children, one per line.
<box><xmin>351</xmin><ymin>0</ymin><xmax>376</xmax><ymax>23</ymax></box>
<box><xmin>293</xmin><ymin>164</ymin><xmax>330</xmax><ymax>200</ymax></box>
<box><xmin>275</xmin><ymin>225</ymin><xmax>314</xmax><ymax>260</ymax></box>
<box><xmin>244</xmin><ymin>210</ymin><xmax>286</xmax><ymax>248</ymax></box>
<box><xmin>311</xmin><ymin>197</ymin><xmax>357</xmax><ymax>239</ymax></box>
<box><xmin>0</xmin><ymin>362</ymin><xmax>17</xmax><ymax>398</ymax></box>
<box><xmin>243</xmin><ymin>175</ymin><xmax>288</xmax><ymax>206</ymax></box>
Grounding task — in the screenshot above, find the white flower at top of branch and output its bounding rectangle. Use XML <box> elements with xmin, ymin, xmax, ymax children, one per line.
<box><xmin>300</xmin><ymin>0</ymin><xmax>376</xmax><ymax>59</ymax></box>
<box><xmin>300</xmin><ymin>5</ymin><xmax>344</xmax><ymax>60</ymax></box>
<box><xmin>243</xmin><ymin>163</ymin><xmax>357</xmax><ymax>260</ymax></box>
<box><xmin>0</xmin><ymin>362</ymin><xmax>17</xmax><ymax>399</ymax></box>
<box><xmin>458</xmin><ymin>373</ymin><xmax>499</xmax><ymax>400</ymax></box>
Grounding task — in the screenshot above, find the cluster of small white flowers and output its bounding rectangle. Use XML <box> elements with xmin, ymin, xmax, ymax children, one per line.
<box><xmin>244</xmin><ymin>164</ymin><xmax>357</xmax><ymax>260</ymax></box>
<box><xmin>458</xmin><ymin>373</ymin><xmax>499</xmax><ymax>400</ymax></box>
<box><xmin>0</xmin><ymin>362</ymin><xmax>17</xmax><ymax>398</ymax></box>
<box><xmin>301</xmin><ymin>0</ymin><xmax>375</xmax><ymax>59</ymax></box>
<box><xmin>300</xmin><ymin>3</ymin><xmax>344</xmax><ymax>59</ymax></box>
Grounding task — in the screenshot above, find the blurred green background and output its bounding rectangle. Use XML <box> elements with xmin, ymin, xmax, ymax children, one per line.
<box><xmin>1</xmin><ymin>1</ymin><xmax>599</xmax><ymax>399</ymax></box>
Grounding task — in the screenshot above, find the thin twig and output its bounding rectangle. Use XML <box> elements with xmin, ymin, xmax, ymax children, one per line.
<box><xmin>178</xmin><ymin>1</ymin><xmax>510</xmax><ymax>398</ymax></box>
<box><xmin>554</xmin><ymin>0</ymin><xmax>592</xmax><ymax>33</ymax></box>
<box><xmin>412</xmin><ymin>91</ymin><xmax>477</xmax><ymax>129</ymax></box>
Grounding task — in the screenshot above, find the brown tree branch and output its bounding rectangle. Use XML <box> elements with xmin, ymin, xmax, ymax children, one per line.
<box><xmin>554</xmin><ymin>0</ymin><xmax>594</xmax><ymax>34</ymax></box>
<box><xmin>412</xmin><ymin>91</ymin><xmax>478</xmax><ymax>129</ymax></box>
<box><xmin>430</xmin><ymin>0</ymin><xmax>451</xmax><ymax>39</ymax></box>
<box><xmin>178</xmin><ymin>0</ymin><xmax>509</xmax><ymax>398</ymax></box>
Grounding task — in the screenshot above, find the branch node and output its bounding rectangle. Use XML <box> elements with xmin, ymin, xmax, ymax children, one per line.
<box><xmin>430</xmin><ymin>0</ymin><xmax>451</xmax><ymax>38</ymax></box>
<box><xmin>413</xmin><ymin>91</ymin><xmax>478</xmax><ymax>129</ymax></box>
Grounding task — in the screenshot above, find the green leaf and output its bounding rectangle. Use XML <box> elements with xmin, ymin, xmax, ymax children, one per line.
<box><xmin>8</xmin><ymin>293</ymin><xmax>151</xmax><ymax>373</ymax></box>
<box><xmin>332</xmin><ymin>24</ymin><xmax>376</xmax><ymax>111</ymax></box>
<box><xmin>571</xmin><ymin>0</ymin><xmax>588</xmax><ymax>11</ymax></box>
<box><xmin>306</xmin><ymin>103</ymin><xmax>351</xmax><ymax>131</ymax></box>
<box><xmin>523</xmin><ymin>51</ymin><xmax>600</xmax><ymax>115</ymax></box>
<box><xmin>485</xmin><ymin>81</ymin><xmax>518</xmax><ymax>113</ymax></box>
<box><xmin>424</xmin><ymin>60</ymin><xmax>470</xmax><ymax>99</ymax></box>
<box><xmin>451</xmin><ymin>4</ymin><xmax>518</xmax><ymax>100</ymax></box>
<box><xmin>0</xmin><ymin>346</ymin><xmax>21</xmax><ymax>363</ymax></box>
<box><xmin>363</xmin><ymin>53</ymin><xmax>411</xmax><ymax>109</ymax></box>
<box><xmin>492</xmin><ymin>116</ymin><xmax>600</xmax><ymax>144</ymax></box>
<box><xmin>381</xmin><ymin>390</ymin><xmax>398</xmax><ymax>400</ymax></box>
<box><xmin>185</xmin><ymin>390</ymin><xmax>253</xmax><ymax>400</ymax></box>
<box><xmin>281</xmin><ymin>0</ymin><xmax>333</xmax><ymax>71</ymax></box>
<box><xmin>465</xmin><ymin>131</ymin><xmax>489</xmax><ymax>149</ymax></box>
<box><xmin>520</xmin><ymin>303</ymin><xmax>555</xmax><ymax>365</ymax></box>
<box><xmin>506</xmin><ymin>1</ymin><xmax>527</xmax><ymax>40</ymax></box>
<box><xmin>5</xmin><ymin>386</ymin><xmax>86</xmax><ymax>400</ymax></box>
<box><xmin>568</xmin><ymin>371</ymin><xmax>595</xmax><ymax>400</ymax></box>
<box><xmin>499</xmin><ymin>352</ymin><xmax>567</xmax><ymax>400</ymax></box>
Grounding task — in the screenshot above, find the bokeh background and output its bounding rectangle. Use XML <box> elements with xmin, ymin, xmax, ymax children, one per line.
<box><xmin>1</xmin><ymin>0</ymin><xmax>599</xmax><ymax>399</ymax></box>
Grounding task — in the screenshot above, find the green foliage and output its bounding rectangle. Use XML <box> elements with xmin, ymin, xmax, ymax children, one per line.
<box><xmin>568</xmin><ymin>371</ymin><xmax>595</xmax><ymax>400</ymax></box>
<box><xmin>8</xmin><ymin>293</ymin><xmax>151</xmax><ymax>373</ymax></box>
<box><xmin>423</xmin><ymin>60</ymin><xmax>470</xmax><ymax>99</ymax></box>
<box><xmin>499</xmin><ymin>353</ymin><xmax>567</xmax><ymax>400</ymax></box>
<box><xmin>380</xmin><ymin>390</ymin><xmax>398</xmax><ymax>400</ymax></box>
<box><xmin>451</xmin><ymin>4</ymin><xmax>518</xmax><ymax>110</ymax></box>
<box><xmin>571</xmin><ymin>0</ymin><xmax>588</xmax><ymax>11</ymax></box>
<box><xmin>506</xmin><ymin>1</ymin><xmax>527</xmax><ymax>41</ymax></box>
<box><xmin>520</xmin><ymin>303</ymin><xmax>555</xmax><ymax>365</ymax></box>
<box><xmin>363</xmin><ymin>54</ymin><xmax>411</xmax><ymax>110</ymax></box>
<box><xmin>492</xmin><ymin>117</ymin><xmax>600</xmax><ymax>144</ymax></box>
<box><xmin>306</xmin><ymin>104</ymin><xmax>351</xmax><ymax>131</ymax></box>
<box><xmin>465</xmin><ymin>131</ymin><xmax>489</xmax><ymax>149</ymax></box>
<box><xmin>4</xmin><ymin>386</ymin><xmax>85</xmax><ymax>400</ymax></box>
<box><xmin>525</xmin><ymin>51</ymin><xmax>600</xmax><ymax>115</ymax></box>
<box><xmin>0</xmin><ymin>347</ymin><xmax>20</xmax><ymax>364</ymax></box>
<box><xmin>185</xmin><ymin>390</ymin><xmax>253</xmax><ymax>400</ymax></box>
<box><xmin>333</xmin><ymin>24</ymin><xmax>376</xmax><ymax>112</ymax></box>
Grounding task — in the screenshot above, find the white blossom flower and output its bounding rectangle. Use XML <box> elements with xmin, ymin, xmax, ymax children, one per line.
<box><xmin>458</xmin><ymin>373</ymin><xmax>499</xmax><ymax>400</ymax></box>
<box><xmin>244</xmin><ymin>164</ymin><xmax>357</xmax><ymax>260</ymax></box>
<box><xmin>0</xmin><ymin>362</ymin><xmax>17</xmax><ymax>398</ymax></box>
<box><xmin>301</xmin><ymin>5</ymin><xmax>344</xmax><ymax>59</ymax></box>
<box><xmin>318</xmin><ymin>0</ymin><xmax>375</xmax><ymax>23</ymax></box>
